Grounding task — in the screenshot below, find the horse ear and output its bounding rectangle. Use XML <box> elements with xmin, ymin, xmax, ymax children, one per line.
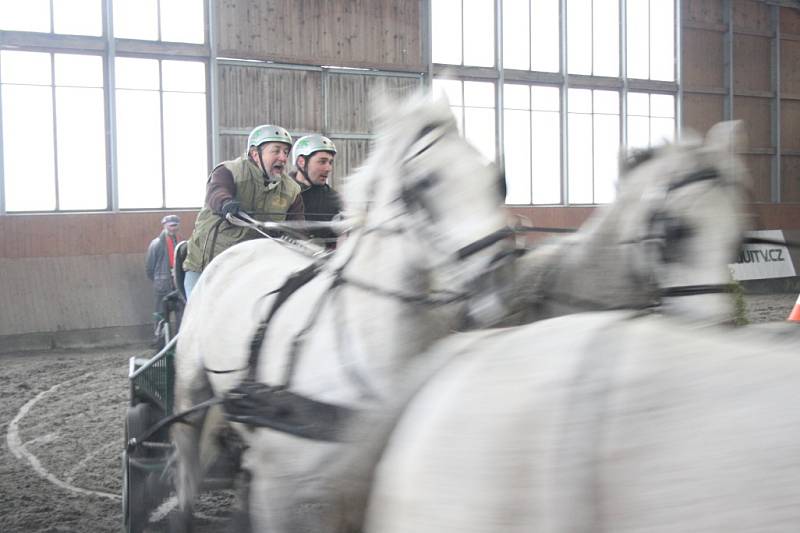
<box><xmin>706</xmin><ymin>120</ymin><xmax>747</xmax><ymax>153</ymax></box>
<box><xmin>618</xmin><ymin>147</ymin><xmax>634</xmax><ymax>178</ymax></box>
<box><xmin>618</xmin><ymin>146</ymin><xmax>655</xmax><ymax>178</ymax></box>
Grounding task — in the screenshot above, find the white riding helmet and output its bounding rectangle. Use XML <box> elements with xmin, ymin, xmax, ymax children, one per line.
<box><xmin>292</xmin><ymin>134</ymin><xmax>337</xmax><ymax>167</ymax></box>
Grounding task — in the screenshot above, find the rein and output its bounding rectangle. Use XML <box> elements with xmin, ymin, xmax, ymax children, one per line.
<box><xmin>219</xmin><ymin>120</ymin><xmax>513</xmax><ymax>441</ymax></box>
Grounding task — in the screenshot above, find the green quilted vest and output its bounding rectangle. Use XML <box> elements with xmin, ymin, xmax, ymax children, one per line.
<box><xmin>183</xmin><ymin>156</ymin><xmax>302</xmax><ymax>272</ymax></box>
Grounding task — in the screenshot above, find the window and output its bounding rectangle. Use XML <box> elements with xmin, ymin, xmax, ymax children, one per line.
<box><xmin>113</xmin><ymin>0</ymin><xmax>205</xmax><ymax>43</ymax></box>
<box><xmin>568</xmin><ymin>89</ymin><xmax>620</xmax><ymax>204</ymax></box>
<box><xmin>504</xmin><ymin>84</ymin><xmax>561</xmax><ymax>204</ymax></box>
<box><xmin>626</xmin><ymin>92</ymin><xmax>675</xmax><ymax>148</ymax></box>
<box><xmin>432</xmin><ymin>0</ymin><xmax>494</xmax><ymax>67</ymax></box>
<box><xmin>0</xmin><ymin>0</ymin><xmax>102</xmax><ymax>36</ymax></box>
<box><xmin>0</xmin><ymin>0</ymin><xmax>210</xmax><ymax>214</ymax></box>
<box><xmin>429</xmin><ymin>0</ymin><xmax>678</xmax><ymax>206</ymax></box>
<box><xmin>116</xmin><ymin>58</ymin><xmax>207</xmax><ymax>209</ymax></box>
<box><xmin>567</xmin><ymin>0</ymin><xmax>619</xmax><ymax>77</ymax></box>
<box><xmin>433</xmin><ymin>79</ymin><xmax>497</xmax><ymax>162</ymax></box>
<box><xmin>1</xmin><ymin>51</ymin><xmax>106</xmax><ymax>212</ymax></box>
<box><xmin>503</xmin><ymin>0</ymin><xmax>559</xmax><ymax>72</ymax></box>
<box><xmin>627</xmin><ymin>0</ymin><xmax>675</xmax><ymax>81</ymax></box>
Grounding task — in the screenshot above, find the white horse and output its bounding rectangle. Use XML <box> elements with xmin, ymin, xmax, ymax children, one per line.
<box><xmin>170</xmin><ymin>92</ymin><xmax>511</xmax><ymax>532</ymax></box>
<box><xmin>364</xmin><ymin>312</ymin><xmax>800</xmax><ymax>532</ymax></box>
<box><xmin>501</xmin><ymin>121</ymin><xmax>751</xmax><ymax>326</ymax></box>
<box><xmin>318</xmin><ymin>119</ymin><xmax>756</xmax><ymax>530</ymax></box>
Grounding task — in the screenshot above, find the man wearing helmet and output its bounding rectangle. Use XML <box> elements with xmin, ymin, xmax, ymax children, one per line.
<box><xmin>291</xmin><ymin>134</ymin><xmax>342</xmax><ymax>246</ymax></box>
<box><xmin>182</xmin><ymin>124</ymin><xmax>304</xmax><ymax>298</ymax></box>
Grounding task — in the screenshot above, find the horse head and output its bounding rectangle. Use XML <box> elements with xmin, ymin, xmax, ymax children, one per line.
<box><xmin>614</xmin><ymin>120</ymin><xmax>752</xmax><ymax>323</ymax></box>
<box><xmin>507</xmin><ymin>120</ymin><xmax>751</xmax><ymax>326</ymax></box>
<box><xmin>339</xmin><ymin>92</ymin><xmax>511</xmax><ymax>327</ymax></box>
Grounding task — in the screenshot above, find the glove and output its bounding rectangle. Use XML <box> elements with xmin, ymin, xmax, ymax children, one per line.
<box><xmin>220</xmin><ymin>200</ymin><xmax>241</xmax><ymax>218</ymax></box>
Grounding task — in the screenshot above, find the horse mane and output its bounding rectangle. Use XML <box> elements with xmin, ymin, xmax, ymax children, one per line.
<box><xmin>340</xmin><ymin>91</ymin><xmax>459</xmax><ymax>224</ymax></box>
<box><xmin>619</xmin><ymin>123</ymin><xmax>751</xmax><ymax>194</ymax></box>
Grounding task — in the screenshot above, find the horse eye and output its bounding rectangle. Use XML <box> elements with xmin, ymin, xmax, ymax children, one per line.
<box><xmin>662</xmin><ymin>219</ymin><xmax>694</xmax><ymax>263</ymax></box>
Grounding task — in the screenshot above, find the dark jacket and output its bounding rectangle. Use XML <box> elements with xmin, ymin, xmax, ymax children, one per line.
<box><xmin>146</xmin><ymin>230</ymin><xmax>177</xmax><ymax>293</ymax></box>
<box><xmin>301</xmin><ymin>184</ymin><xmax>343</xmax><ymax>242</ymax></box>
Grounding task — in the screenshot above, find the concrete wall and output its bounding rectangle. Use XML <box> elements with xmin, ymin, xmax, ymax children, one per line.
<box><xmin>0</xmin><ymin>211</ymin><xmax>197</xmax><ymax>353</ymax></box>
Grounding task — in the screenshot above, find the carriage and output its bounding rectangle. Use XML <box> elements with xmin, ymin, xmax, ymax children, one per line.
<box><xmin>122</xmin><ymin>240</ymin><xmax>187</xmax><ymax>533</ymax></box>
<box><xmin>122</xmin><ymin>91</ymin><xmax>756</xmax><ymax>533</ymax></box>
<box><xmin>122</xmin><ymin>230</ymin><xmax>335</xmax><ymax>533</ymax></box>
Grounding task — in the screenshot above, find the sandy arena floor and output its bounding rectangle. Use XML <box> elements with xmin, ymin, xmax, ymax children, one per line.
<box><xmin>1</xmin><ymin>293</ymin><xmax>797</xmax><ymax>532</ymax></box>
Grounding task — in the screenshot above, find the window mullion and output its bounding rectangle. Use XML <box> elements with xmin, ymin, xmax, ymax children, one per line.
<box><xmin>0</xmin><ymin>54</ymin><xmax>4</xmax><ymax>214</ymax></box>
<box><xmin>156</xmin><ymin>0</ymin><xmax>163</xmax><ymax>42</ymax></box>
<box><xmin>51</xmin><ymin>53</ymin><xmax>60</xmax><ymax>210</ymax></box>
<box><xmin>158</xmin><ymin>60</ymin><xmax>166</xmax><ymax>208</ymax></box>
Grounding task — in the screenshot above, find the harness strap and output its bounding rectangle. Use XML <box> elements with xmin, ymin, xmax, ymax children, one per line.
<box><xmin>223</xmin><ymin>381</ymin><xmax>359</xmax><ymax>442</ymax></box>
<box><xmin>127</xmin><ymin>397</ymin><xmax>224</xmax><ymax>453</ymax></box>
<box><xmin>660</xmin><ymin>284</ymin><xmax>729</xmax><ymax>298</ymax></box>
<box><xmin>245</xmin><ymin>261</ymin><xmax>323</xmax><ymax>382</ymax></box>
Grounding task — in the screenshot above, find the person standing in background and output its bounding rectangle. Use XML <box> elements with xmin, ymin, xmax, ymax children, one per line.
<box><xmin>145</xmin><ymin>214</ymin><xmax>180</xmax><ymax>333</ymax></box>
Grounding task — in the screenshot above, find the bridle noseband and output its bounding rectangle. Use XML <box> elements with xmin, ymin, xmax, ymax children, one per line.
<box><xmin>636</xmin><ymin>166</ymin><xmax>742</xmax><ymax>299</ymax></box>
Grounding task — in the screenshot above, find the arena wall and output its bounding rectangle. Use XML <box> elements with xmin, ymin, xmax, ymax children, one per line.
<box><xmin>0</xmin><ymin>212</ymin><xmax>197</xmax><ymax>353</ymax></box>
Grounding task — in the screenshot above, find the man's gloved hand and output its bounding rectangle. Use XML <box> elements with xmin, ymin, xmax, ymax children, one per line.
<box><xmin>220</xmin><ymin>200</ymin><xmax>241</xmax><ymax>218</ymax></box>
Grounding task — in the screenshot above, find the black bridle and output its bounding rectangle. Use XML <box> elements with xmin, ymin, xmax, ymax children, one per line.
<box><xmin>236</xmin><ymin>120</ymin><xmax>514</xmax><ymax>401</ymax></box>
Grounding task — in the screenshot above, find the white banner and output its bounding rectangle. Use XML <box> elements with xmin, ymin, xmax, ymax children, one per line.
<box><xmin>729</xmin><ymin>230</ymin><xmax>796</xmax><ymax>281</ymax></box>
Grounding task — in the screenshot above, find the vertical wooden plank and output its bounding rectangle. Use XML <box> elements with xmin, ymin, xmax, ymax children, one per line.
<box><xmin>216</xmin><ymin>0</ymin><xmax>423</xmax><ymax>69</ymax></box>
<box><xmin>682</xmin><ymin>28</ymin><xmax>725</xmax><ymax>90</ymax></box>
<box><xmin>682</xmin><ymin>93</ymin><xmax>725</xmax><ymax>135</ymax></box>
<box><xmin>733</xmin><ymin>96</ymin><xmax>771</xmax><ymax>150</ymax></box>
<box><xmin>733</xmin><ymin>35</ymin><xmax>771</xmax><ymax>93</ymax></box>
<box><xmin>218</xmin><ymin>66</ymin><xmax>323</xmax><ymax>131</ymax></box>
<box><xmin>781</xmin><ymin>155</ymin><xmax>800</xmax><ymax>202</ymax></box>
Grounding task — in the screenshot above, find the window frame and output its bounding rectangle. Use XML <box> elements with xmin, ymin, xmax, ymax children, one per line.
<box><xmin>429</xmin><ymin>0</ymin><xmax>680</xmax><ymax>206</ymax></box>
<box><xmin>0</xmin><ymin>0</ymin><xmax>211</xmax><ymax>214</ymax></box>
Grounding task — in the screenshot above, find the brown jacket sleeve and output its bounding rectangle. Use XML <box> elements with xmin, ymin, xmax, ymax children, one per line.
<box><xmin>286</xmin><ymin>195</ymin><xmax>305</xmax><ymax>221</ymax></box>
<box><xmin>206</xmin><ymin>165</ymin><xmax>236</xmax><ymax>214</ymax></box>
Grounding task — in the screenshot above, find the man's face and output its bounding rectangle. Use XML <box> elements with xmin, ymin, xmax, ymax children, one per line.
<box><xmin>165</xmin><ymin>223</ymin><xmax>179</xmax><ymax>235</ymax></box>
<box><xmin>302</xmin><ymin>151</ymin><xmax>335</xmax><ymax>186</ymax></box>
<box><xmin>254</xmin><ymin>142</ymin><xmax>291</xmax><ymax>179</ymax></box>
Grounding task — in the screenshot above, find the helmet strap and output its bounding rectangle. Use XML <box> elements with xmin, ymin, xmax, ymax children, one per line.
<box><xmin>254</xmin><ymin>144</ymin><xmax>272</xmax><ymax>182</ymax></box>
<box><xmin>297</xmin><ymin>155</ymin><xmax>312</xmax><ymax>185</ymax></box>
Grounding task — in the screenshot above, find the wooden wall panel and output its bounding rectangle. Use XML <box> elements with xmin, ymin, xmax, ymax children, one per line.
<box><xmin>780</xmin><ymin>40</ymin><xmax>800</xmax><ymax>97</ymax></box>
<box><xmin>732</xmin><ymin>1</ymin><xmax>770</xmax><ymax>33</ymax></box>
<box><xmin>682</xmin><ymin>93</ymin><xmax>725</xmax><ymax>135</ymax></box>
<box><xmin>0</xmin><ymin>212</ymin><xmax>197</xmax><ymax>259</ymax></box>
<box><xmin>744</xmin><ymin>154</ymin><xmax>772</xmax><ymax>203</ymax></box>
<box><xmin>327</xmin><ymin>74</ymin><xmax>422</xmax><ymax>133</ymax></box>
<box><xmin>219</xmin><ymin>134</ymin><xmax>248</xmax><ymax>163</ymax></box>
<box><xmin>733</xmin><ymin>96</ymin><xmax>771</xmax><ymax>150</ymax></box>
<box><xmin>781</xmin><ymin>100</ymin><xmax>800</xmax><ymax>151</ymax></box>
<box><xmin>329</xmin><ymin>138</ymin><xmax>372</xmax><ymax>189</ymax></box>
<box><xmin>218</xmin><ymin>65</ymin><xmax>322</xmax><ymax>131</ymax></box>
<box><xmin>0</xmin><ymin>255</ymin><xmax>151</xmax><ymax>336</ymax></box>
<box><xmin>683</xmin><ymin>28</ymin><xmax>725</xmax><ymax>90</ymax></box>
<box><xmin>216</xmin><ymin>0</ymin><xmax>422</xmax><ymax>70</ymax></box>
<box><xmin>682</xmin><ymin>0</ymin><xmax>724</xmax><ymax>26</ymax></box>
<box><xmin>780</xmin><ymin>6</ymin><xmax>800</xmax><ymax>34</ymax></box>
<box><xmin>780</xmin><ymin>156</ymin><xmax>800</xmax><ymax>202</ymax></box>
<box><xmin>733</xmin><ymin>34</ymin><xmax>771</xmax><ymax>94</ymax></box>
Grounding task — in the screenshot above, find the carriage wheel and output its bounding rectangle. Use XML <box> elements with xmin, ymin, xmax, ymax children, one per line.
<box><xmin>124</xmin><ymin>402</ymin><xmax>155</xmax><ymax>533</ymax></box>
